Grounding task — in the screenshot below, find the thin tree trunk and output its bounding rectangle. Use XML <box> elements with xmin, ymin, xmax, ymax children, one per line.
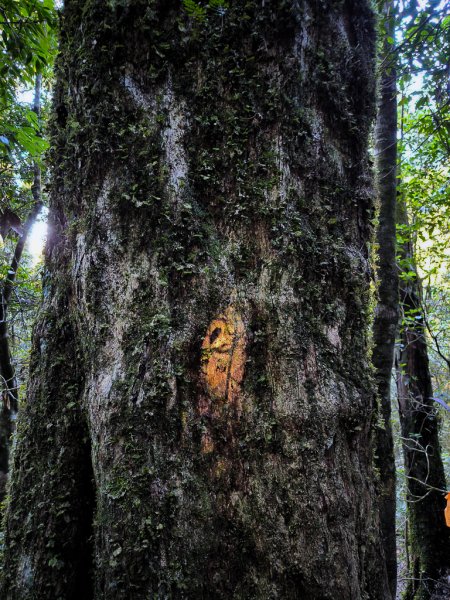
<box><xmin>0</xmin><ymin>74</ymin><xmax>43</xmax><ymax>497</ymax></box>
<box><xmin>1</xmin><ymin>2</ymin><xmax>390</xmax><ymax>598</ymax></box>
<box><xmin>396</xmin><ymin>202</ymin><xmax>449</xmax><ymax>600</ymax></box>
<box><xmin>372</xmin><ymin>1</ymin><xmax>399</xmax><ymax>597</ymax></box>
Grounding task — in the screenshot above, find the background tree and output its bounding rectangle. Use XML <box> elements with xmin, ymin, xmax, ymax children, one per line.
<box><xmin>391</xmin><ymin>2</ymin><xmax>450</xmax><ymax>597</ymax></box>
<box><xmin>0</xmin><ymin>75</ymin><xmax>43</xmax><ymax>497</ymax></box>
<box><xmin>372</xmin><ymin>1</ymin><xmax>399</xmax><ymax>596</ymax></box>
<box><xmin>395</xmin><ymin>199</ymin><xmax>449</xmax><ymax>600</ymax></box>
<box><xmin>0</xmin><ymin>1</ymin><xmax>391</xmax><ymax>598</ymax></box>
<box><xmin>0</xmin><ymin>1</ymin><xmax>56</xmax><ymax>497</ymax></box>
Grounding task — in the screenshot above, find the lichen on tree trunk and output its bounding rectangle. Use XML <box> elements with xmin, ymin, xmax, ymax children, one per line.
<box><xmin>1</xmin><ymin>1</ymin><xmax>391</xmax><ymax>598</ymax></box>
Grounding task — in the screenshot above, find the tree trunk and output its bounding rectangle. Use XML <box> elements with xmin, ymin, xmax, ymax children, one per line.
<box><xmin>396</xmin><ymin>203</ymin><xmax>449</xmax><ymax>600</ymax></box>
<box><xmin>372</xmin><ymin>1</ymin><xmax>399</xmax><ymax>596</ymax></box>
<box><xmin>1</xmin><ymin>2</ymin><xmax>390</xmax><ymax>598</ymax></box>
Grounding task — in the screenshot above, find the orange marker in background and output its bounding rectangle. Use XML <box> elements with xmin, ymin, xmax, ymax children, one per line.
<box><xmin>445</xmin><ymin>493</ymin><xmax>450</xmax><ymax>527</ymax></box>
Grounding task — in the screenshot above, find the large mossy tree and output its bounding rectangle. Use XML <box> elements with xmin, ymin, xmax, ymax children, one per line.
<box><xmin>1</xmin><ymin>1</ymin><xmax>391</xmax><ymax>598</ymax></box>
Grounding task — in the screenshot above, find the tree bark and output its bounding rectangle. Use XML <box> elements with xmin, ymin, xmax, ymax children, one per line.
<box><xmin>372</xmin><ymin>1</ymin><xmax>399</xmax><ymax>596</ymax></box>
<box><xmin>396</xmin><ymin>202</ymin><xmax>450</xmax><ymax>600</ymax></box>
<box><xmin>1</xmin><ymin>2</ymin><xmax>390</xmax><ymax>598</ymax></box>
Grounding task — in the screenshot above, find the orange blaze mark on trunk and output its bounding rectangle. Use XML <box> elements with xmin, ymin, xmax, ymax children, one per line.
<box><xmin>199</xmin><ymin>306</ymin><xmax>247</xmax><ymax>453</ymax></box>
<box><xmin>201</xmin><ymin>306</ymin><xmax>246</xmax><ymax>407</ymax></box>
<box><xmin>445</xmin><ymin>493</ymin><xmax>450</xmax><ymax>527</ymax></box>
